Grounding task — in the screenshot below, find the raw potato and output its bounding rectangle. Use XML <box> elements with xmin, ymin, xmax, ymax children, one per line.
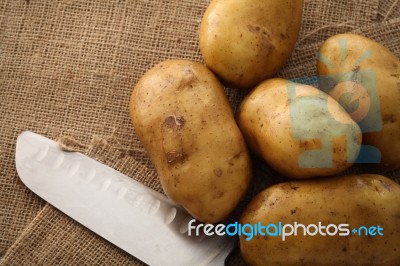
<box><xmin>199</xmin><ymin>0</ymin><xmax>304</xmax><ymax>89</ymax></box>
<box><xmin>238</xmin><ymin>78</ymin><xmax>361</xmax><ymax>179</ymax></box>
<box><xmin>317</xmin><ymin>34</ymin><xmax>400</xmax><ymax>169</ymax></box>
<box><xmin>240</xmin><ymin>174</ymin><xmax>400</xmax><ymax>266</ymax></box>
<box><xmin>129</xmin><ymin>60</ymin><xmax>251</xmax><ymax>223</ymax></box>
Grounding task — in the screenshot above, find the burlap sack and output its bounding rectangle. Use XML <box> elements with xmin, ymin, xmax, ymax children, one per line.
<box><xmin>0</xmin><ymin>0</ymin><xmax>398</xmax><ymax>265</ymax></box>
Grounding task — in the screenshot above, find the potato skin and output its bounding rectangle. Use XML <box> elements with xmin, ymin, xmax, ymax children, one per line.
<box><xmin>129</xmin><ymin>60</ymin><xmax>251</xmax><ymax>223</ymax></box>
<box><xmin>240</xmin><ymin>174</ymin><xmax>400</xmax><ymax>266</ymax></box>
<box><xmin>317</xmin><ymin>33</ymin><xmax>400</xmax><ymax>169</ymax></box>
<box><xmin>238</xmin><ymin>78</ymin><xmax>361</xmax><ymax>179</ymax></box>
<box><xmin>199</xmin><ymin>0</ymin><xmax>304</xmax><ymax>89</ymax></box>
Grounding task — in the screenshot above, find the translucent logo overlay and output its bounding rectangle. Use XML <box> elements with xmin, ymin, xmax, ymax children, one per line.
<box><xmin>287</xmin><ymin>38</ymin><xmax>382</xmax><ymax>167</ymax></box>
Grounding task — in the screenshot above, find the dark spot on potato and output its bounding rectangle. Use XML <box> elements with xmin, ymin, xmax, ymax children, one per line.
<box><xmin>228</xmin><ymin>151</ymin><xmax>243</xmax><ymax>166</ymax></box>
<box><xmin>164</xmin><ymin>115</ymin><xmax>185</xmax><ymax>130</ymax></box>
<box><xmin>299</xmin><ymin>140</ymin><xmax>311</xmax><ymax>149</ymax></box>
<box><xmin>290</xmin><ymin>184</ymin><xmax>299</xmax><ymax>190</ymax></box>
<box><xmin>233</xmin><ymin>152</ymin><xmax>243</xmax><ymax>159</ymax></box>
<box><xmin>214</xmin><ymin>168</ymin><xmax>223</xmax><ymax>177</ymax></box>
<box><xmin>260</xmin><ymin>36</ymin><xmax>274</xmax><ymax>55</ymax></box>
<box><xmin>382</xmin><ymin>114</ymin><xmax>396</xmax><ymax>124</ymax></box>
<box><xmin>352</xmin><ymin>65</ymin><xmax>361</xmax><ymax>73</ymax></box>
<box><xmin>333</xmin><ymin>147</ymin><xmax>342</xmax><ymax>153</ymax></box>
<box><xmin>291</xmin><ymin>209</ymin><xmax>296</xmax><ymax>215</ymax></box>
<box><xmin>280</xmin><ymin>33</ymin><xmax>286</xmax><ymax>39</ymax></box>
<box><xmin>390</xmin><ymin>72</ymin><xmax>400</xmax><ymax>78</ymax></box>
<box><xmin>334</xmin><ymin>160</ymin><xmax>348</xmax><ymax>169</ymax></box>
<box><xmin>166</xmin><ymin>151</ymin><xmax>186</xmax><ymax>164</ymax></box>
<box><xmin>247</xmin><ymin>25</ymin><xmax>260</xmax><ymax>33</ymax></box>
<box><xmin>342</xmin><ymin>247</ymin><xmax>347</xmax><ymax>252</ymax></box>
<box><xmin>215</xmin><ymin>191</ymin><xmax>224</xmax><ymax>198</ymax></box>
<box><xmin>247</xmin><ymin>25</ymin><xmax>274</xmax><ymax>55</ymax></box>
<box><xmin>173</xmin><ymin>175</ymin><xmax>180</xmax><ymax>186</ymax></box>
<box><xmin>379</xmin><ymin>180</ymin><xmax>392</xmax><ymax>192</ymax></box>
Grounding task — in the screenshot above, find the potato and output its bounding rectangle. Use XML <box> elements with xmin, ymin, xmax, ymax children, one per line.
<box><xmin>129</xmin><ymin>60</ymin><xmax>251</xmax><ymax>223</ymax></box>
<box><xmin>199</xmin><ymin>0</ymin><xmax>304</xmax><ymax>89</ymax></box>
<box><xmin>317</xmin><ymin>33</ymin><xmax>400</xmax><ymax>169</ymax></box>
<box><xmin>239</xmin><ymin>174</ymin><xmax>400</xmax><ymax>266</ymax></box>
<box><xmin>238</xmin><ymin>78</ymin><xmax>361</xmax><ymax>179</ymax></box>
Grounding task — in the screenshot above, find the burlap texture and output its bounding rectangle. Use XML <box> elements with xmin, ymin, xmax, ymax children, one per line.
<box><xmin>297</xmin><ymin>0</ymin><xmax>379</xmax><ymax>46</ymax></box>
<box><xmin>0</xmin><ymin>0</ymin><xmax>398</xmax><ymax>265</ymax></box>
<box><xmin>377</xmin><ymin>0</ymin><xmax>400</xmax><ymax>21</ymax></box>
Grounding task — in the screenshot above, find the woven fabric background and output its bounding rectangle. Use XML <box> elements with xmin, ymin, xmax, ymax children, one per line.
<box><xmin>0</xmin><ymin>0</ymin><xmax>398</xmax><ymax>265</ymax></box>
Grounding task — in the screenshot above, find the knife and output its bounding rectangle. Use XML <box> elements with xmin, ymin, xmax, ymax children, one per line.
<box><xmin>15</xmin><ymin>131</ymin><xmax>235</xmax><ymax>266</ymax></box>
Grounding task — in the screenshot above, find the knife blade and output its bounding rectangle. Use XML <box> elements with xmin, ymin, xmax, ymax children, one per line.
<box><xmin>15</xmin><ymin>131</ymin><xmax>235</xmax><ymax>266</ymax></box>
